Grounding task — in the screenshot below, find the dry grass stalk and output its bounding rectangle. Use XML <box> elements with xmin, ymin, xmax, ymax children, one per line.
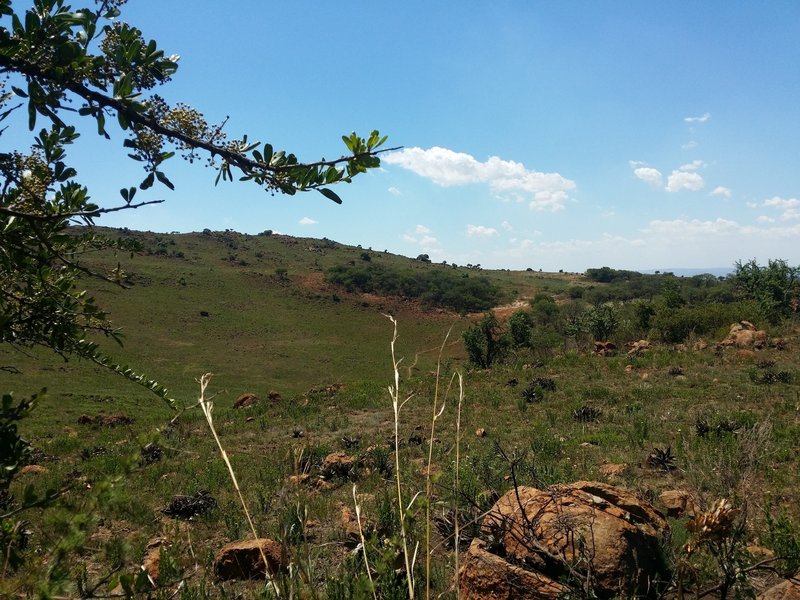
<box><xmin>196</xmin><ymin>373</ymin><xmax>282</xmax><ymax>598</ymax></box>
<box><xmin>384</xmin><ymin>314</ymin><xmax>417</xmax><ymax>598</ymax></box>
<box><xmin>352</xmin><ymin>484</ymin><xmax>378</xmax><ymax>600</ymax></box>
<box><xmin>425</xmin><ymin>325</ymin><xmax>453</xmax><ymax>598</ymax></box>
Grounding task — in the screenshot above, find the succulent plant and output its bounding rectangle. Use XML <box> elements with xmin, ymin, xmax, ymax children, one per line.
<box><xmin>646</xmin><ymin>446</ymin><xmax>677</xmax><ymax>472</ymax></box>
<box><xmin>573</xmin><ymin>405</ymin><xmax>602</xmax><ymax>422</ymax></box>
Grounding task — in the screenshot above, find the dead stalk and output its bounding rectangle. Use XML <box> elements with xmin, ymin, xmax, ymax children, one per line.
<box><xmin>426</xmin><ymin>325</ymin><xmax>453</xmax><ymax>599</ymax></box>
<box><xmin>352</xmin><ymin>485</ymin><xmax>378</xmax><ymax>600</ymax></box>
<box><xmin>384</xmin><ymin>314</ymin><xmax>416</xmax><ymax>599</ymax></box>
<box><xmin>454</xmin><ymin>371</ymin><xmax>464</xmax><ymax>600</ymax></box>
<box><xmin>196</xmin><ymin>373</ymin><xmax>282</xmax><ymax>599</ymax></box>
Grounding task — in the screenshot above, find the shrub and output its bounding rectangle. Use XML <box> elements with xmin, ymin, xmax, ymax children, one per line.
<box><xmin>508</xmin><ymin>310</ymin><xmax>534</xmax><ymax>347</ymax></box>
<box><xmin>462</xmin><ymin>312</ymin><xmax>509</xmax><ymax>368</ymax></box>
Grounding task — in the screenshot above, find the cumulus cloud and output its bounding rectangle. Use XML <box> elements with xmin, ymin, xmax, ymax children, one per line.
<box><xmin>387</xmin><ymin>186</ymin><xmax>402</xmax><ymax>196</ymax></box>
<box><xmin>632</xmin><ymin>166</ymin><xmax>663</xmax><ymax>187</ymax></box>
<box><xmin>501</xmin><ymin>220</ymin><xmax>513</xmax><ymax>231</ymax></box>
<box><xmin>403</xmin><ymin>224</ymin><xmax>442</xmax><ymax>255</ymax></box>
<box><xmin>682</xmin><ymin>141</ymin><xmax>698</xmax><ymax>149</ymax></box>
<box><xmin>684</xmin><ymin>112</ymin><xmax>711</xmax><ymax>123</ymax></box>
<box><xmin>757</xmin><ymin>215</ymin><xmax>776</xmax><ymax>223</ymax></box>
<box><xmin>754</xmin><ymin>197</ymin><xmax>800</xmax><ymax>221</ymax></box>
<box><xmin>299</xmin><ymin>217</ymin><xmax>317</xmax><ymax>225</ymax></box>
<box><xmin>666</xmin><ymin>162</ymin><xmax>705</xmax><ymax>192</ymax></box>
<box><xmin>466</xmin><ymin>224</ymin><xmax>498</xmax><ymax>237</ymax></box>
<box><xmin>711</xmin><ymin>186</ymin><xmax>732</xmax><ymax>198</ymax></box>
<box><xmin>383</xmin><ymin>146</ymin><xmax>575</xmax><ymax>212</ymax></box>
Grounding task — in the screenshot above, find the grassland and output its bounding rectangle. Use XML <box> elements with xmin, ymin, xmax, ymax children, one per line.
<box><xmin>1</xmin><ymin>229</ymin><xmax>798</xmax><ymax>598</ymax></box>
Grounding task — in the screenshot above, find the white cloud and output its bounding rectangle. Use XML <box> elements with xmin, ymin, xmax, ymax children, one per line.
<box><xmin>500</xmin><ymin>220</ymin><xmax>513</xmax><ymax>231</ymax></box>
<box><xmin>644</xmin><ymin>217</ymin><xmax>739</xmax><ymax>236</ymax></box>
<box><xmin>298</xmin><ymin>217</ymin><xmax>317</xmax><ymax>225</ymax></box>
<box><xmin>710</xmin><ymin>186</ymin><xmax>732</xmax><ymax>198</ymax></box>
<box><xmin>466</xmin><ymin>224</ymin><xmax>498</xmax><ymax>237</ymax></box>
<box><xmin>684</xmin><ymin>112</ymin><xmax>711</xmax><ymax>123</ymax></box>
<box><xmin>403</xmin><ymin>225</ymin><xmax>442</xmax><ymax>256</ymax></box>
<box><xmin>666</xmin><ymin>170</ymin><xmax>704</xmax><ymax>192</ymax></box>
<box><xmin>755</xmin><ymin>197</ymin><xmax>800</xmax><ymax>221</ymax></box>
<box><xmin>679</xmin><ymin>160</ymin><xmax>705</xmax><ymax>172</ymax></box>
<box><xmin>632</xmin><ymin>166</ymin><xmax>663</xmax><ymax>187</ymax></box>
<box><xmin>762</xmin><ymin>196</ymin><xmax>800</xmax><ymax>209</ymax></box>
<box><xmin>682</xmin><ymin>141</ymin><xmax>698</xmax><ymax>149</ymax></box>
<box><xmin>383</xmin><ymin>146</ymin><xmax>575</xmax><ymax>212</ymax></box>
<box><xmin>756</xmin><ymin>215</ymin><xmax>776</xmax><ymax>223</ymax></box>
<box><xmin>387</xmin><ymin>186</ymin><xmax>402</xmax><ymax>196</ymax></box>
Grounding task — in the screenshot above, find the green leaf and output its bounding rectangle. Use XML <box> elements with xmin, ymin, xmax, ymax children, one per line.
<box><xmin>318</xmin><ymin>188</ymin><xmax>342</xmax><ymax>204</ymax></box>
<box><xmin>139</xmin><ymin>172</ymin><xmax>155</xmax><ymax>190</ymax></box>
<box><xmin>155</xmin><ymin>170</ymin><xmax>174</xmax><ymax>190</ymax></box>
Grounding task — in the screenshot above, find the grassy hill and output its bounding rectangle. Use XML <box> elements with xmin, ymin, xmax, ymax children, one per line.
<box><xmin>1</xmin><ymin>229</ymin><xmax>798</xmax><ymax>598</ymax></box>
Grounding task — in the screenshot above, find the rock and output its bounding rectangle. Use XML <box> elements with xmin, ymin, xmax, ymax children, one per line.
<box><xmin>593</xmin><ymin>341</ymin><xmax>617</xmax><ymax>356</ymax></box>
<box><xmin>459</xmin><ymin>538</ymin><xmax>569</xmax><ymax>600</ymax></box>
<box><xmin>624</xmin><ymin>364</ymin><xmax>635</xmax><ymax>373</ymax></box>
<box><xmin>467</xmin><ymin>481</ymin><xmax>670</xmax><ymax>599</ymax></box>
<box><xmin>735</xmin><ymin>349</ymin><xmax>757</xmax><ymax>361</ymax></box>
<box><xmin>142</xmin><ymin>537</ymin><xmax>164</xmax><ymax>581</ymax></box>
<box><xmin>18</xmin><ymin>464</ymin><xmax>47</xmax><ymax>475</ymax></box>
<box><xmin>719</xmin><ymin>321</ymin><xmax>769</xmax><ymax>349</ymax></box>
<box><xmin>268</xmin><ymin>390</ymin><xmax>283</xmax><ymax>402</ymax></box>
<box><xmin>693</xmin><ymin>339</ymin><xmax>709</xmax><ymax>351</ymax></box>
<box><xmin>757</xmin><ymin>579</ymin><xmax>800</xmax><ymax>600</ymax></box>
<box><xmin>213</xmin><ymin>538</ymin><xmax>287</xmax><ymax>580</ymax></box>
<box><xmin>77</xmin><ymin>414</ymin><xmax>134</xmax><ymax>427</ymax></box>
<box><xmin>475</xmin><ymin>428</ymin><xmax>487</xmax><ymax>438</ymax></box>
<box><xmin>659</xmin><ymin>490</ymin><xmax>698</xmax><ymax>518</ymax></box>
<box><xmin>771</xmin><ymin>338</ymin><xmax>786</xmax><ymax>350</ymax></box>
<box><xmin>320</xmin><ymin>451</ymin><xmax>355</xmax><ymax>480</ymax></box>
<box><xmin>627</xmin><ymin>339</ymin><xmax>652</xmax><ymax>357</ymax></box>
<box><xmin>233</xmin><ymin>393</ymin><xmax>258</xmax><ymax>409</ymax></box>
<box><xmin>599</xmin><ymin>463</ymin><xmax>626</xmax><ymax>478</ymax></box>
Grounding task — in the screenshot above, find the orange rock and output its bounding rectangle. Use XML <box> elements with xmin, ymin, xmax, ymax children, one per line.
<box><xmin>213</xmin><ymin>538</ymin><xmax>287</xmax><ymax>580</ymax></box>
<box><xmin>233</xmin><ymin>393</ymin><xmax>258</xmax><ymax>409</ymax></box>
<box><xmin>599</xmin><ymin>463</ymin><xmax>627</xmax><ymax>478</ymax></box>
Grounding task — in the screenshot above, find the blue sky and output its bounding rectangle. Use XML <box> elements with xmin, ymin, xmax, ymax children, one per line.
<box><xmin>11</xmin><ymin>2</ymin><xmax>800</xmax><ymax>271</ymax></box>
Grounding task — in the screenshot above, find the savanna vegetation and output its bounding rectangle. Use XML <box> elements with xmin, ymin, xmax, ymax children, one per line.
<box><xmin>2</xmin><ymin>1</ymin><xmax>800</xmax><ymax>599</ymax></box>
<box><xmin>326</xmin><ymin>262</ymin><xmax>504</xmax><ymax>313</ymax></box>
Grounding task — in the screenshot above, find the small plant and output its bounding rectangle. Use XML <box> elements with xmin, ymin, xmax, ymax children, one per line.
<box><xmin>669</xmin><ymin>366</ymin><xmax>685</xmax><ymax>376</ymax></box>
<box><xmin>695</xmin><ymin>418</ymin><xmax>711</xmax><ymax>438</ymax></box>
<box><xmin>646</xmin><ymin>446</ymin><xmax>677</xmax><ymax>472</ymax></box>
<box><xmin>530</xmin><ymin>377</ymin><xmax>556</xmax><ymax>392</ymax></box>
<box><xmin>749</xmin><ymin>369</ymin><xmax>794</xmax><ymax>385</ymax></box>
<box><xmin>521</xmin><ymin>384</ymin><xmax>543</xmax><ymax>403</ymax></box>
<box><xmin>573</xmin><ymin>405</ymin><xmax>602</xmax><ymax>422</ymax></box>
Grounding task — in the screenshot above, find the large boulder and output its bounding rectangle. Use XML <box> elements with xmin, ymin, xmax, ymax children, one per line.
<box><xmin>719</xmin><ymin>321</ymin><xmax>768</xmax><ymax>349</ymax></box>
<box><xmin>213</xmin><ymin>538</ymin><xmax>287</xmax><ymax>580</ymax></box>
<box><xmin>460</xmin><ymin>481</ymin><xmax>670</xmax><ymax>599</ymax></box>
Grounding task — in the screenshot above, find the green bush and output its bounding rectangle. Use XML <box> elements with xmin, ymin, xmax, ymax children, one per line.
<box><xmin>508</xmin><ymin>309</ymin><xmax>534</xmax><ymax>347</ymax></box>
<box><xmin>651</xmin><ymin>301</ymin><xmax>759</xmax><ymax>343</ymax></box>
<box><xmin>462</xmin><ymin>312</ymin><xmax>509</xmax><ymax>368</ymax></box>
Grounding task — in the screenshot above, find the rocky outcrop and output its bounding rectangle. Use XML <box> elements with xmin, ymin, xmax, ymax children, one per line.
<box><xmin>719</xmin><ymin>321</ymin><xmax>768</xmax><ymax>349</ymax></box>
<box><xmin>459</xmin><ymin>481</ymin><xmax>670</xmax><ymax>599</ymax></box>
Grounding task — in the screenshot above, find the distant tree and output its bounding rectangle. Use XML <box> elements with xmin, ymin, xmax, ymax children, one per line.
<box><xmin>416</xmin><ymin>253</ymin><xmax>431</xmax><ymax>263</ymax></box>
